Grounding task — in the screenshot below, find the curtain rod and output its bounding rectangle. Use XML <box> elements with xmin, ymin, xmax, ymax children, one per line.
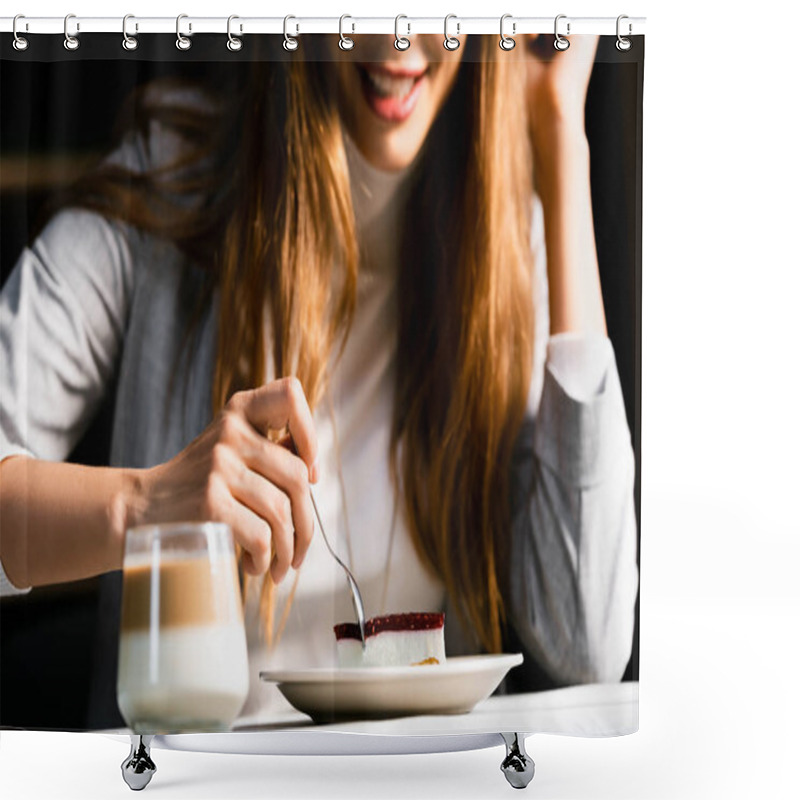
<box><xmin>1</xmin><ymin>16</ymin><xmax>646</xmax><ymax>37</ymax></box>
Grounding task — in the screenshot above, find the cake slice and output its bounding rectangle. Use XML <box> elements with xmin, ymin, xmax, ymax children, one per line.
<box><xmin>334</xmin><ymin>612</ymin><xmax>445</xmax><ymax>668</ymax></box>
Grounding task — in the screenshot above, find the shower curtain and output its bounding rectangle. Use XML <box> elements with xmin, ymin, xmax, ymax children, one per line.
<box><xmin>0</xmin><ymin>22</ymin><xmax>643</xmax><ymax>741</ymax></box>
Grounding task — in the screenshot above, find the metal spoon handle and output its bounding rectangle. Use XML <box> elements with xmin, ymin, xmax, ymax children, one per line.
<box><xmin>309</xmin><ymin>489</ymin><xmax>367</xmax><ymax>649</ymax></box>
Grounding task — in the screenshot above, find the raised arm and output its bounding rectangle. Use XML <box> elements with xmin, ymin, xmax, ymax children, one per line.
<box><xmin>526</xmin><ymin>34</ymin><xmax>606</xmax><ymax>338</ymax></box>
<box><xmin>504</xmin><ymin>35</ymin><xmax>638</xmax><ymax>684</ymax></box>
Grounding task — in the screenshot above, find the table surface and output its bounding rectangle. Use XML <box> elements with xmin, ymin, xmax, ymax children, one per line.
<box><xmin>0</xmin><ymin>682</ymin><xmax>640</xmax><ymax>800</ymax></box>
<box><xmin>3</xmin><ymin>593</ymin><xmax>798</xmax><ymax>800</ymax></box>
<box><xmin>99</xmin><ymin>682</ymin><xmax>638</xmax><ymax>756</ymax></box>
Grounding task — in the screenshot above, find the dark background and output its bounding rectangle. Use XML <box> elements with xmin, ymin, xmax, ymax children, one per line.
<box><xmin>0</xmin><ymin>35</ymin><xmax>642</xmax><ymax>729</ymax></box>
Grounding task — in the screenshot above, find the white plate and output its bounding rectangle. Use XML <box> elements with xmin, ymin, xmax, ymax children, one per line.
<box><xmin>259</xmin><ymin>654</ymin><xmax>523</xmax><ymax>723</ymax></box>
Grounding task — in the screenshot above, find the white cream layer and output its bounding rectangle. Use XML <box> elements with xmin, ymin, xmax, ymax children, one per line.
<box><xmin>336</xmin><ymin>627</ymin><xmax>446</xmax><ymax>668</ymax></box>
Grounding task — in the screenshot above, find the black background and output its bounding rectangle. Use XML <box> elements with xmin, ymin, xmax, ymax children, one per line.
<box><xmin>0</xmin><ymin>35</ymin><xmax>643</xmax><ymax>729</ymax></box>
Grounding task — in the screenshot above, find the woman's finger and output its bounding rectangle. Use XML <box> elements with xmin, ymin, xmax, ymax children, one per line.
<box><xmin>225</xmin><ymin>453</ymin><xmax>306</xmax><ymax>581</ymax></box>
<box><xmin>202</xmin><ymin>449</ymin><xmax>285</xmax><ymax>578</ymax></box>
<box><xmin>223</xmin><ymin>492</ymin><xmax>274</xmax><ymax>576</ymax></box>
<box><xmin>256</xmin><ymin>481</ymin><xmax>294</xmax><ymax>585</ymax></box>
<box><xmin>220</xmin><ymin>419</ymin><xmax>314</xmax><ymax>570</ymax></box>
<box><xmin>251</xmin><ymin>438</ymin><xmax>315</xmax><ymax>569</ymax></box>
<box><xmin>213</xmin><ymin>401</ymin><xmax>315</xmax><ymax>571</ymax></box>
<box><xmin>229</xmin><ymin>377</ymin><xmax>319</xmax><ymax>483</ymax></box>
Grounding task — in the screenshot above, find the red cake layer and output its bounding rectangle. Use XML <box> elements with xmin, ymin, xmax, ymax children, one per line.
<box><xmin>334</xmin><ymin>612</ymin><xmax>444</xmax><ymax>642</ymax></box>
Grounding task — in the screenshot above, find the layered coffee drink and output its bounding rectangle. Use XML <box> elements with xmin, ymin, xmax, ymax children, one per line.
<box><xmin>117</xmin><ymin>523</ymin><xmax>249</xmax><ymax>733</ymax></box>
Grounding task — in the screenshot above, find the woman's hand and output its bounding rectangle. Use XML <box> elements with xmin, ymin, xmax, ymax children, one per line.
<box><xmin>525</xmin><ymin>34</ymin><xmax>599</xmax><ymax>166</ymax></box>
<box><xmin>128</xmin><ymin>377</ymin><xmax>319</xmax><ymax>584</ymax></box>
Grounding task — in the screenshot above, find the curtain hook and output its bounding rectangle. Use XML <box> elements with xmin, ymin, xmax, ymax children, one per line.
<box><xmin>616</xmin><ymin>15</ymin><xmax>632</xmax><ymax>51</ymax></box>
<box><xmin>554</xmin><ymin>14</ymin><xmax>570</xmax><ymax>51</ymax></box>
<box><xmin>12</xmin><ymin>14</ymin><xmax>29</xmax><ymax>51</ymax></box>
<box><xmin>339</xmin><ymin>14</ymin><xmax>355</xmax><ymax>50</ymax></box>
<box><xmin>176</xmin><ymin>14</ymin><xmax>191</xmax><ymax>50</ymax></box>
<box><xmin>227</xmin><ymin>15</ymin><xmax>242</xmax><ymax>51</ymax></box>
<box><xmin>394</xmin><ymin>14</ymin><xmax>410</xmax><ymax>51</ymax></box>
<box><xmin>283</xmin><ymin>15</ymin><xmax>298</xmax><ymax>51</ymax></box>
<box><xmin>499</xmin><ymin>14</ymin><xmax>515</xmax><ymax>51</ymax></box>
<box><xmin>64</xmin><ymin>13</ymin><xmax>80</xmax><ymax>51</ymax></box>
<box><xmin>443</xmin><ymin>14</ymin><xmax>460</xmax><ymax>51</ymax></box>
<box><xmin>122</xmin><ymin>15</ymin><xmax>138</xmax><ymax>51</ymax></box>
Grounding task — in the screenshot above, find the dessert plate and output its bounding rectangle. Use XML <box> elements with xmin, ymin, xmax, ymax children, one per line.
<box><xmin>260</xmin><ymin>653</ymin><xmax>523</xmax><ymax>723</ymax></box>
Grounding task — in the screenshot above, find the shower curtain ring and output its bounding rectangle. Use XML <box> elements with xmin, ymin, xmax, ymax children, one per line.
<box><xmin>499</xmin><ymin>14</ymin><xmax>515</xmax><ymax>50</ymax></box>
<box><xmin>64</xmin><ymin>13</ymin><xmax>80</xmax><ymax>51</ymax></box>
<box><xmin>616</xmin><ymin>15</ymin><xmax>632</xmax><ymax>51</ymax></box>
<box><xmin>443</xmin><ymin>14</ymin><xmax>460</xmax><ymax>51</ymax></box>
<box><xmin>339</xmin><ymin>14</ymin><xmax>355</xmax><ymax>50</ymax></box>
<box><xmin>283</xmin><ymin>15</ymin><xmax>299</xmax><ymax>51</ymax></box>
<box><xmin>122</xmin><ymin>15</ymin><xmax>138</xmax><ymax>51</ymax></box>
<box><xmin>12</xmin><ymin>15</ymin><xmax>29</xmax><ymax>51</ymax></box>
<box><xmin>176</xmin><ymin>14</ymin><xmax>191</xmax><ymax>50</ymax></box>
<box><xmin>227</xmin><ymin>15</ymin><xmax>242</xmax><ymax>51</ymax></box>
<box><xmin>394</xmin><ymin>15</ymin><xmax>410</xmax><ymax>51</ymax></box>
<box><xmin>554</xmin><ymin>14</ymin><xmax>570</xmax><ymax>51</ymax></box>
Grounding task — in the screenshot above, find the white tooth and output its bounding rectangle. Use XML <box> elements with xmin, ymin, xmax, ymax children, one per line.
<box><xmin>366</xmin><ymin>71</ymin><xmax>416</xmax><ymax>99</ymax></box>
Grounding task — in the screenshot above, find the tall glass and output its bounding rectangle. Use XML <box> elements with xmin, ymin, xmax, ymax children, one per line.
<box><xmin>117</xmin><ymin>522</ymin><xmax>249</xmax><ymax>733</ymax></box>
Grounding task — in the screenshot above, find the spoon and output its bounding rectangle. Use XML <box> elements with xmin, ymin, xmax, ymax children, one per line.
<box><xmin>309</xmin><ymin>488</ymin><xmax>367</xmax><ymax>651</ymax></box>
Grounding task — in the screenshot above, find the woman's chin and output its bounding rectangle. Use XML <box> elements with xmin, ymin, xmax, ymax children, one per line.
<box><xmin>352</xmin><ymin>130</ymin><xmax>426</xmax><ymax>173</ymax></box>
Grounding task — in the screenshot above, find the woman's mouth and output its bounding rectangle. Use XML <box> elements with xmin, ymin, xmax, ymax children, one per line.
<box><xmin>357</xmin><ymin>64</ymin><xmax>428</xmax><ymax>123</ymax></box>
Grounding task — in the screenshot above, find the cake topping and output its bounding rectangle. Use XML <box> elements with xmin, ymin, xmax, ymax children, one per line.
<box><xmin>334</xmin><ymin>612</ymin><xmax>444</xmax><ymax>641</ymax></box>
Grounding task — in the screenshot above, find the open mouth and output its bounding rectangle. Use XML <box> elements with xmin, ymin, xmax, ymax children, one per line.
<box><xmin>357</xmin><ymin>64</ymin><xmax>429</xmax><ymax>123</ymax></box>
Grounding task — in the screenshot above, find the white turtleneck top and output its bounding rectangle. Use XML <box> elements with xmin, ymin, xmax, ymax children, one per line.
<box><xmin>0</xmin><ymin>120</ymin><xmax>639</xmax><ymax>726</ymax></box>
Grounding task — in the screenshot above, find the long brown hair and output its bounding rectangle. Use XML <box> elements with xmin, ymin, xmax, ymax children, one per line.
<box><xmin>63</xmin><ymin>36</ymin><xmax>534</xmax><ymax>654</ymax></box>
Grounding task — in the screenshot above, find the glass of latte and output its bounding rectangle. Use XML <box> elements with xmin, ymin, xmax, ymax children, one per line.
<box><xmin>117</xmin><ymin>522</ymin><xmax>249</xmax><ymax>733</ymax></box>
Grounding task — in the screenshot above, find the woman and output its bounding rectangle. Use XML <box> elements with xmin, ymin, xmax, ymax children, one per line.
<box><xmin>0</xmin><ymin>34</ymin><xmax>637</xmax><ymax>723</ymax></box>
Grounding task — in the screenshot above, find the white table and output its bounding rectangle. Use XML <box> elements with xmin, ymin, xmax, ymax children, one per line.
<box><xmin>0</xmin><ymin>683</ymin><xmax>636</xmax><ymax>797</ymax></box>
<box><xmin>91</xmin><ymin>682</ymin><xmax>637</xmax><ymax>791</ymax></box>
<box><xmin>124</xmin><ymin>681</ymin><xmax>637</xmax><ymax>749</ymax></box>
<box><xmin>4</xmin><ymin>594</ymin><xmax>799</xmax><ymax>800</ymax></box>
